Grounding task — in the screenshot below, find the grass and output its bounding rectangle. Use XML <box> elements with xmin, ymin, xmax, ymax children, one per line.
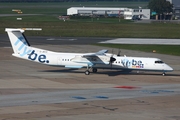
<box><xmin>95</xmin><ymin>44</ymin><xmax>180</xmax><ymax>56</ymax></box>
<box><xmin>0</xmin><ymin>2</ymin><xmax>149</xmax><ymax>8</ymax></box>
<box><xmin>1</xmin><ymin>17</ymin><xmax>180</xmax><ymax>39</ymax></box>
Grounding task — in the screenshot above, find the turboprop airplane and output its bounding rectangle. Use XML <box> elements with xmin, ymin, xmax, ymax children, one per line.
<box><xmin>5</xmin><ymin>28</ymin><xmax>173</xmax><ymax>76</ymax></box>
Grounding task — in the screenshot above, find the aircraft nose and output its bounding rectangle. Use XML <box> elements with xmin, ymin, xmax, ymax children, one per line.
<box><xmin>165</xmin><ymin>64</ymin><xmax>173</xmax><ymax>72</ymax></box>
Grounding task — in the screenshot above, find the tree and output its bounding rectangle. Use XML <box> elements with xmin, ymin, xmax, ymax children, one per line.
<box><xmin>148</xmin><ymin>0</ymin><xmax>173</xmax><ymax>20</ymax></box>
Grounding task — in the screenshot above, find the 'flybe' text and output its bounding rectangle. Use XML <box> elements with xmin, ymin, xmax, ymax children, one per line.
<box><xmin>14</xmin><ymin>37</ymin><xmax>49</xmax><ymax>63</ymax></box>
<box><xmin>132</xmin><ymin>59</ymin><xmax>144</xmax><ymax>68</ymax></box>
<box><xmin>121</xmin><ymin>59</ymin><xmax>144</xmax><ymax>68</ymax></box>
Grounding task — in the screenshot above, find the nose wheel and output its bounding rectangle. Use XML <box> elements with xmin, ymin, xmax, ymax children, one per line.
<box><xmin>162</xmin><ymin>72</ymin><xmax>166</xmax><ymax>76</ymax></box>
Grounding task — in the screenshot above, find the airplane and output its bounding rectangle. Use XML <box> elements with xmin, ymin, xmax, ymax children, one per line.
<box><xmin>5</xmin><ymin>28</ymin><xmax>173</xmax><ymax>76</ymax></box>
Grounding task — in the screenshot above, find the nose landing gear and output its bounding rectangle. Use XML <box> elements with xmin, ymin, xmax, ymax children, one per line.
<box><xmin>162</xmin><ymin>72</ymin><xmax>166</xmax><ymax>76</ymax></box>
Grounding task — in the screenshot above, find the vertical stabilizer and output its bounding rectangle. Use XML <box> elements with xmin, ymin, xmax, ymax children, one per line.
<box><xmin>5</xmin><ymin>28</ymin><xmax>31</xmax><ymax>57</ymax></box>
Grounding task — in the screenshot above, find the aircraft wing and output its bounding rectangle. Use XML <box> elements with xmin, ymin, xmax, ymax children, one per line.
<box><xmin>82</xmin><ymin>49</ymin><xmax>108</xmax><ymax>57</ymax></box>
<box><xmin>71</xmin><ymin>49</ymin><xmax>110</xmax><ymax>65</ymax></box>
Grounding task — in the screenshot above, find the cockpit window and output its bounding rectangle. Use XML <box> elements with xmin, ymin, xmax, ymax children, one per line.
<box><xmin>155</xmin><ymin>61</ymin><xmax>164</xmax><ymax>64</ymax></box>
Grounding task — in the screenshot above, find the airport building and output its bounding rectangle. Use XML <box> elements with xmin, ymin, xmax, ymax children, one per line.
<box><xmin>67</xmin><ymin>7</ymin><xmax>126</xmax><ymax>17</ymax></box>
<box><xmin>124</xmin><ymin>9</ymin><xmax>150</xmax><ymax>20</ymax></box>
<box><xmin>67</xmin><ymin>7</ymin><xmax>150</xmax><ymax>20</ymax></box>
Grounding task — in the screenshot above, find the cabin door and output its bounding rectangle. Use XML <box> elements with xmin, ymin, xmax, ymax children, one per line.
<box><xmin>58</xmin><ymin>57</ymin><xmax>62</xmax><ymax>65</ymax></box>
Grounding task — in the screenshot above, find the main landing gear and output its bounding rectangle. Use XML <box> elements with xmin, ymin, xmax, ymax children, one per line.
<box><xmin>84</xmin><ymin>66</ymin><xmax>97</xmax><ymax>75</ymax></box>
<box><xmin>85</xmin><ymin>70</ymin><xmax>90</xmax><ymax>75</ymax></box>
<box><xmin>92</xmin><ymin>68</ymin><xmax>97</xmax><ymax>73</ymax></box>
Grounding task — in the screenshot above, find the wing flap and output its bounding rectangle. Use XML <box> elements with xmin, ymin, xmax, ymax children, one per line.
<box><xmin>71</xmin><ymin>49</ymin><xmax>110</xmax><ymax>65</ymax></box>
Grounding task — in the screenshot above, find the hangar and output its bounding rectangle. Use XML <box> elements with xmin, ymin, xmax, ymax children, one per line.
<box><xmin>67</xmin><ymin>7</ymin><xmax>150</xmax><ymax>20</ymax></box>
<box><xmin>67</xmin><ymin>7</ymin><xmax>127</xmax><ymax>17</ymax></box>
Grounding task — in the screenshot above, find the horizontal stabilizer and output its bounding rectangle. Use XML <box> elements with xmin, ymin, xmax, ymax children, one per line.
<box><xmin>5</xmin><ymin>28</ymin><xmax>24</xmax><ymax>33</ymax></box>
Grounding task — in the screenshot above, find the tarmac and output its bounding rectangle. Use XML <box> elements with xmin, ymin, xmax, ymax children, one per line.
<box><xmin>0</xmin><ymin>35</ymin><xmax>180</xmax><ymax>120</ymax></box>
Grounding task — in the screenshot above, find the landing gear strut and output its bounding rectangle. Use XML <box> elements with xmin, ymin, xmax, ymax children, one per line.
<box><xmin>84</xmin><ymin>65</ymin><xmax>98</xmax><ymax>75</ymax></box>
<box><xmin>85</xmin><ymin>65</ymin><xmax>91</xmax><ymax>75</ymax></box>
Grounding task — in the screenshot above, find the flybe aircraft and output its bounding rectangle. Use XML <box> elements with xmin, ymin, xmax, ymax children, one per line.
<box><xmin>5</xmin><ymin>28</ymin><xmax>173</xmax><ymax>75</ymax></box>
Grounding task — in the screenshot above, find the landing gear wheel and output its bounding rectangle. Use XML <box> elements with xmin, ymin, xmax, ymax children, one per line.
<box><xmin>162</xmin><ymin>72</ymin><xmax>166</xmax><ymax>76</ymax></box>
<box><xmin>92</xmin><ymin>68</ymin><xmax>97</xmax><ymax>73</ymax></box>
<box><xmin>85</xmin><ymin>70</ymin><xmax>90</xmax><ymax>75</ymax></box>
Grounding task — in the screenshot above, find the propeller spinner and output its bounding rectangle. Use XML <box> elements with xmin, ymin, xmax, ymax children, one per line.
<box><xmin>110</xmin><ymin>56</ymin><xmax>116</xmax><ymax>63</ymax></box>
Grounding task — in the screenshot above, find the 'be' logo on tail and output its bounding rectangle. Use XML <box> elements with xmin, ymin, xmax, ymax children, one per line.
<box><xmin>28</xmin><ymin>50</ymin><xmax>49</xmax><ymax>63</ymax></box>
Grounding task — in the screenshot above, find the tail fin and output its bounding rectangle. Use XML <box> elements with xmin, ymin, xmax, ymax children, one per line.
<box><xmin>5</xmin><ymin>28</ymin><xmax>31</xmax><ymax>57</ymax></box>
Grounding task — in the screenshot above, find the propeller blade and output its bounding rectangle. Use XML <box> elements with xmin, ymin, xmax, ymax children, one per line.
<box><xmin>109</xmin><ymin>49</ymin><xmax>116</xmax><ymax>68</ymax></box>
<box><xmin>109</xmin><ymin>56</ymin><xmax>116</xmax><ymax>68</ymax></box>
<box><xmin>117</xmin><ymin>49</ymin><xmax>121</xmax><ymax>56</ymax></box>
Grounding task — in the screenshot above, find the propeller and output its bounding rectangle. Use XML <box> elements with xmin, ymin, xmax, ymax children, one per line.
<box><xmin>117</xmin><ymin>49</ymin><xmax>121</xmax><ymax>56</ymax></box>
<box><xmin>109</xmin><ymin>49</ymin><xmax>116</xmax><ymax>68</ymax></box>
<box><xmin>110</xmin><ymin>56</ymin><xmax>116</xmax><ymax>63</ymax></box>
